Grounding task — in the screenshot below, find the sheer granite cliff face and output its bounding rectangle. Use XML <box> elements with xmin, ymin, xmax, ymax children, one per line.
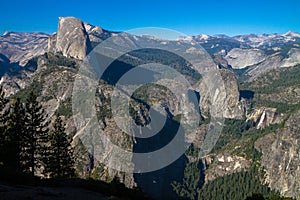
<box><xmin>255</xmin><ymin>110</ymin><xmax>300</xmax><ymax>199</ymax></box>
<box><xmin>48</xmin><ymin>17</ymin><xmax>91</xmax><ymax>60</ymax></box>
<box><xmin>198</xmin><ymin>68</ymin><xmax>244</xmax><ymax>119</ymax></box>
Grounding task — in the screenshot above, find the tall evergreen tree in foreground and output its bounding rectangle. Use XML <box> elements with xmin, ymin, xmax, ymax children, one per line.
<box><xmin>0</xmin><ymin>86</ymin><xmax>8</xmax><ymax>166</ymax></box>
<box><xmin>5</xmin><ymin>97</ymin><xmax>26</xmax><ymax>171</ymax></box>
<box><xmin>44</xmin><ymin>115</ymin><xmax>75</xmax><ymax>178</ymax></box>
<box><xmin>23</xmin><ymin>91</ymin><xmax>49</xmax><ymax>176</ymax></box>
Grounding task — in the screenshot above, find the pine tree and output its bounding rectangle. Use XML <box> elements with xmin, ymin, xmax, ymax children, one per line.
<box><xmin>23</xmin><ymin>91</ymin><xmax>49</xmax><ymax>176</ymax></box>
<box><xmin>172</xmin><ymin>161</ymin><xmax>204</xmax><ymax>199</ymax></box>
<box><xmin>0</xmin><ymin>86</ymin><xmax>8</xmax><ymax>113</ymax></box>
<box><xmin>44</xmin><ymin>116</ymin><xmax>75</xmax><ymax>178</ymax></box>
<box><xmin>0</xmin><ymin>86</ymin><xmax>8</xmax><ymax>166</ymax></box>
<box><xmin>5</xmin><ymin>97</ymin><xmax>26</xmax><ymax>171</ymax></box>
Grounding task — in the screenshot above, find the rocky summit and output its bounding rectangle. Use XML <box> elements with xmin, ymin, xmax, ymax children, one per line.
<box><xmin>48</xmin><ymin>17</ymin><xmax>91</xmax><ymax>60</ymax></box>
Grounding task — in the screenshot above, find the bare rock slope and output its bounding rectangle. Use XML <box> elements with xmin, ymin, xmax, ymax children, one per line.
<box><xmin>0</xmin><ymin>32</ymin><xmax>48</xmax><ymax>66</ymax></box>
<box><xmin>255</xmin><ymin>110</ymin><xmax>300</xmax><ymax>199</ymax></box>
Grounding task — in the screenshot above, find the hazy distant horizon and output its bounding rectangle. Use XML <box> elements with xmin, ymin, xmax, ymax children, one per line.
<box><xmin>1</xmin><ymin>0</ymin><xmax>299</xmax><ymax>37</ymax></box>
<box><xmin>1</xmin><ymin>24</ymin><xmax>299</xmax><ymax>39</ymax></box>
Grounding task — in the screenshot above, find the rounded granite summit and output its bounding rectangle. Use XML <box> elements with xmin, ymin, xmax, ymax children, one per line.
<box><xmin>48</xmin><ymin>16</ymin><xmax>92</xmax><ymax>60</ymax></box>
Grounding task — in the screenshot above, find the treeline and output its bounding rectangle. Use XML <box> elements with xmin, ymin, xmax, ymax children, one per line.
<box><xmin>119</xmin><ymin>48</ymin><xmax>201</xmax><ymax>82</ymax></box>
<box><xmin>246</xmin><ymin>193</ymin><xmax>295</xmax><ymax>200</ymax></box>
<box><xmin>253</xmin><ymin>98</ymin><xmax>300</xmax><ymax>114</ymax></box>
<box><xmin>172</xmin><ymin>160</ymin><xmax>204</xmax><ymax>200</ymax></box>
<box><xmin>197</xmin><ymin>165</ymin><xmax>276</xmax><ymax>200</ymax></box>
<box><xmin>173</xmin><ymin>163</ymin><xmax>294</xmax><ymax>200</ymax></box>
<box><xmin>239</xmin><ymin>65</ymin><xmax>300</xmax><ymax>94</ymax></box>
<box><xmin>0</xmin><ymin>86</ymin><xmax>75</xmax><ymax>179</ymax></box>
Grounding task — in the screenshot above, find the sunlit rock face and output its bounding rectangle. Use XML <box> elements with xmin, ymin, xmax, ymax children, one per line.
<box><xmin>48</xmin><ymin>16</ymin><xmax>91</xmax><ymax>60</ymax></box>
<box><xmin>255</xmin><ymin>110</ymin><xmax>300</xmax><ymax>198</ymax></box>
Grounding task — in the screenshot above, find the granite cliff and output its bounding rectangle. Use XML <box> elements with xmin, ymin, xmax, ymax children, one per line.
<box><xmin>48</xmin><ymin>17</ymin><xmax>92</xmax><ymax>60</ymax></box>
<box><xmin>255</xmin><ymin>110</ymin><xmax>300</xmax><ymax>199</ymax></box>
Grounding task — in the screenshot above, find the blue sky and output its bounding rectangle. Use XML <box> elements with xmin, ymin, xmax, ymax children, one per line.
<box><xmin>1</xmin><ymin>0</ymin><xmax>299</xmax><ymax>36</ymax></box>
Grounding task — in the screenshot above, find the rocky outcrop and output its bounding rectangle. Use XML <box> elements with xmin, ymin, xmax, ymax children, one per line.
<box><xmin>83</xmin><ymin>22</ymin><xmax>114</xmax><ymax>44</ymax></box>
<box><xmin>199</xmin><ymin>68</ymin><xmax>244</xmax><ymax>119</ymax></box>
<box><xmin>47</xmin><ymin>34</ymin><xmax>57</xmax><ymax>53</ymax></box>
<box><xmin>246</xmin><ymin>53</ymin><xmax>284</xmax><ymax>79</ymax></box>
<box><xmin>255</xmin><ymin>110</ymin><xmax>300</xmax><ymax>199</ymax></box>
<box><xmin>0</xmin><ymin>52</ymin><xmax>39</xmax><ymax>97</ymax></box>
<box><xmin>247</xmin><ymin>107</ymin><xmax>285</xmax><ymax>129</ymax></box>
<box><xmin>48</xmin><ymin>17</ymin><xmax>91</xmax><ymax>60</ymax></box>
<box><xmin>0</xmin><ymin>71</ymin><xmax>31</xmax><ymax>97</ymax></box>
<box><xmin>282</xmin><ymin>48</ymin><xmax>300</xmax><ymax>68</ymax></box>
<box><xmin>204</xmin><ymin>153</ymin><xmax>251</xmax><ymax>182</ymax></box>
<box><xmin>83</xmin><ymin>22</ymin><xmax>104</xmax><ymax>44</ymax></box>
<box><xmin>225</xmin><ymin>48</ymin><xmax>267</xmax><ymax>69</ymax></box>
<box><xmin>213</xmin><ymin>54</ymin><xmax>229</xmax><ymax>68</ymax></box>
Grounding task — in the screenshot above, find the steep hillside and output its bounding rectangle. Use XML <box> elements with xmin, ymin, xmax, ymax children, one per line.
<box><xmin>0</xmin><ymin>32</ymin><xmax>48</xmax><ymax>66</ymax></box>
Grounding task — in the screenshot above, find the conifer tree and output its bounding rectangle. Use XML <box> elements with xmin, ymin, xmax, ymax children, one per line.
<box><xmin>172</xmin><ymin>161</ymin><xmax>203</xmax><ymax>200</ymax></box>
<box><xmin>23</xmin><ymin>91</ymin><xmax>49</xmax><ymax>176</ymax></box>
<box><xmin>0</xmin><ymin>86</ymin><xmax>8</xmax><ymax>166</ymax></box>
<box><xmin>0</xmin><ymin>86</ymin><xmax>8</xmax><ymax>113</ymax></box>
<box><xmin>5</xmin><ymin>97</ymin><xmax>26</xmax><ymax>171</ymax></box>
<box><xmin>44</xmin><ymin>116</ymin><xmax>75</xmax><ymax>178</ymax></box>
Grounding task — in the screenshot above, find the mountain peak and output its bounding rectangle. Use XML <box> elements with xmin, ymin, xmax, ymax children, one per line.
<box><xmin>195</xmin><ymin>34</ymin><xmax>211</xmax><ymax>40</ymax></box>
<box><xmin>284</xmin><ymin>30</ymin><xmax>300</xmax><ymax>38</ymax></box>
<box><xmin>213</xmin><ymin>34</ymin><xmax>231</xmax><ymax>39</ymax></box>
<box><xmin>58</xmin><ymin>16</ymin><xmax>80</xmax><ymax>23</ymax></box>
<box><xmin>3</xmin><ymin>31</ymin><xmax>10</xmax><ymax>36</ymax></box>
<box><xmin>48</xmin><ymin>16</ymin><xmax>91</xmax><ymax>60</ymax></box>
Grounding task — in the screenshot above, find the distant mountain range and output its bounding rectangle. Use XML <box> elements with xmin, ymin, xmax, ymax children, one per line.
<box><xmin>178</xmin><ymin>30</ymin><xmax>300</xmax><ymax>48</ymax></box>
<box><xmin>1</xmin><ymin>17</ymin><xmax>300</xmax><ymax>81</ymax></box>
